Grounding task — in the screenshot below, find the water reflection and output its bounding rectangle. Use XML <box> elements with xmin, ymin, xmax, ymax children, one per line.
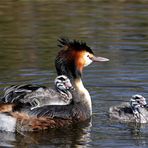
<box><xmin>0</xmin><ymin>132</ymin><xmax>16</xmax><ymax>147</ymax></box>
<box><xmin>8</xmin><ymin>121</ymin><xmax>92</xmax><ymax>148</ymax></box>
<box><xmin>127</xmin><ymin>123</ymin><xmax>148</xmax><ymax>147</ymax></box>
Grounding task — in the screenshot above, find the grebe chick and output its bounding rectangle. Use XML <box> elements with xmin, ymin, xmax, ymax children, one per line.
<box><xmin>2</xmin><ymin>75</ymin><xmax>73</xmax><ymax>110</ymax></box>
<box><xmin>109</xmin><ymin>94</ymin><xmax>148</xmax><ymax>123</ymax></box>
<box><xmin>21</xmin><ymin>75</ymin><xmax>74</xmax><ymax>110</ymax></box>
<box><xmin>0</xmin><ymin>38</ymin><xmax>109</xmax><ymax>131</ymax></box>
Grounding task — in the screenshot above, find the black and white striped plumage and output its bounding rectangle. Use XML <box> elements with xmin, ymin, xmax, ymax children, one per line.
<box><xmin>130</xmin><ymin>94</ymin><xmax>147</xmax><ymax>118</ymax></box>
<box><xmin>1</xmin><ymin>75</ymin><xmax>73</xmax><ymax>110</ymax></box>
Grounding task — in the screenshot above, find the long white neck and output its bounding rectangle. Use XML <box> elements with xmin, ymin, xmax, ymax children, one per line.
<box><xmin>74</xmin><ymin>78</ymin><xmax>92</xmax><ymax>115</ymax></box>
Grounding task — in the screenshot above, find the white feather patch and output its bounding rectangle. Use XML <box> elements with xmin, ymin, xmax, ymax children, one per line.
<box><xmin>0</xmin><ymin>114</ymin><xmax>16</xmax><ymax>132</ymax></box>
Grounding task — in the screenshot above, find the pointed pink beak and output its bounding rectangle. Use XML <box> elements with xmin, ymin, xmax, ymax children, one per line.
<box><xmin>92</xmin><ymin>56</ymin><xmax>109</xmax><ymax>62</ymax></box>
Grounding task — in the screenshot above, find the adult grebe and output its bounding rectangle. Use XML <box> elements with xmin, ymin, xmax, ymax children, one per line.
<box><xmin>0</xmin><ymin>38</ymin><xmax>109</xmax><ymax>132</ymax></box>
<box><xmin>109</xmin><ymin>94</ymin><xmax>148</xmax><ymax>123</ymax></box>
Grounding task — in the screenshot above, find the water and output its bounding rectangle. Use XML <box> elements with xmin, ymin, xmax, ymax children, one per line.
<box><xmin>0</xmin><ymin>0</ymin><xmax>148</xmax><ymax>147</ymax></box>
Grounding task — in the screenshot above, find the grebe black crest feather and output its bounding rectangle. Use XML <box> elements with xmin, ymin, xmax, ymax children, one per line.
<box><xmin>58</xmin><ymin>37</ymin><xmax>94</xmax><ymax>54</ymax></box>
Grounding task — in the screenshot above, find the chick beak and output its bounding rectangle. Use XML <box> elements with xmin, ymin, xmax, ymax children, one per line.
<box><xmin>65</xmin><ymin>82</ymin><xmax>75</xmax><ymax>91</ymax></box>
<box><xmin>92</xmin><ymin>56</ymin><xmax>110</xmax><ymax>62</ymax></box>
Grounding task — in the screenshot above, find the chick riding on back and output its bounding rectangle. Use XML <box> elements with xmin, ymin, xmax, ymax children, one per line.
<box><xmin>2</xmin><ymin>75</ymin><xmax>73</xmax><ymax>110</ymax></box>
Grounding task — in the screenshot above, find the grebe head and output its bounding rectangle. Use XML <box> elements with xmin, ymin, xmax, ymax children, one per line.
<box><xmin>55</xmin><ymin>38</ymin><xmax>109</xmax><ymax>80</ymax></box>
<box><xmin>131</xmin><ymin>94</ymin><xmax>147</xmax><ymax>107</ymax></box>
<box><xmin>130</xmin><ymin>94</ymin><xmax>147</xmax><ymax>119</ymax></box>
<box><xmin>55</xmin><ymin>75</ymin><xmax>74</xmax><ymax>92</ymax></box>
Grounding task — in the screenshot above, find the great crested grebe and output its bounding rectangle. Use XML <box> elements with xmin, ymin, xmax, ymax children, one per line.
<box><xmin>2</xmin><ymin>75</ymin><xmax>73</xmax><ymax>110</ymax></box>
<box><xmin>109</xmin><ymin>94</ymin><xmax>148</xmax><ymax>123</ymax></box>
<box><xmin>0</xmin><ymin>38</ymin><xmax>109</xmax><ymax>132</ymax></box>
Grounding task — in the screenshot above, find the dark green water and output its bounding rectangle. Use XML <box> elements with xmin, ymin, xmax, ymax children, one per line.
<box><xmin>0</xmin><ymin>1</ymin><xmax>148</xmax><ymax>147</ymax></box>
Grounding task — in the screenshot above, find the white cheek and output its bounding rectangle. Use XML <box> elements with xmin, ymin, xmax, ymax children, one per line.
<box><xmin>84</xmin><ymin>57</ymin><xmax>92</xmax><ymax>67</ymax></box>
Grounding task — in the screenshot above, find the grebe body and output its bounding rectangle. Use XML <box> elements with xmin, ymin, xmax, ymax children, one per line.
<box><xmin>109</xmin><ymin>95</ymin><xmax>148</xmax><ymax>123</ymax></box>
<box><xmin>0</xmin><ymin>38</ymin><xmax>109</xmax><ymax>132</ymax></box>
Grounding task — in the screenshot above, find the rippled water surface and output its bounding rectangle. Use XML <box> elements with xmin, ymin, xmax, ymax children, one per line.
<box><xmin>0</xmin><ymin>1</ymin><xmax>148</xmax><ymax>148</ymax></box>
